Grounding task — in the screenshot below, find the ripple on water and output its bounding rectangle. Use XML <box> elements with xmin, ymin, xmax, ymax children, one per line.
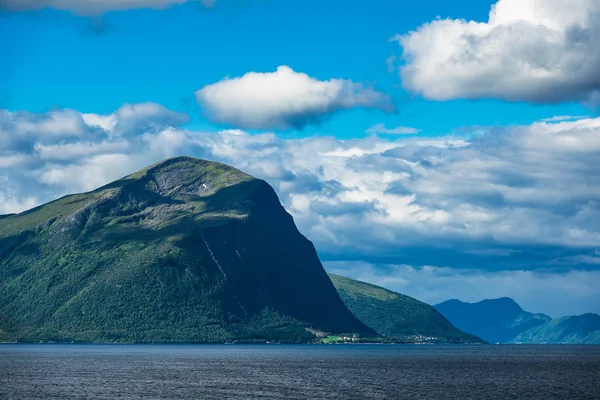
<box><xmin>1</xmin><ymin>344</ymin><xmax>599</xmax><ymax>399</ymax></box>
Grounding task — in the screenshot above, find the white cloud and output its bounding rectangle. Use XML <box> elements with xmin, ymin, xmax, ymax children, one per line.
<box><xmin>385</xmin><ymin>55</ymin><xmax>397</xmax><ymax>73</ymax></box>
<box><xmin>111</xmin><ymin>102</ymin><xmax>190</xmax><ymax>137</ymax></box>
<box><xmin>0</xmin><ymin>154</ymin><xmax>31</xmax><ymax>168</ymax></box>
<box><xmin>366</xmin><ymin>123</ymin><xmax>419</xmax><ymax>135</ymax></box>
<box><xmin>1</xmin><ymin>109</ymin><xmax>88</xmax><ymax>143</ymax></box>
<box><xmin>38</xmin><ymin>154</ymin><xmax>138</xmax><ymax>192</ymax></box>
<box><xmin>34</xmin><ymin>140</ymin><xmax>131</xmax><ymax>161</ymax></box>
<box><xmin>2</xmin><ymin>103</ymin><xmax>600</xmax><ymax>315</ymax></box>
<box><xmin>325</xmin><ymin>261</ymin><xmax>600</xmax><ymax>317</ymax></box>
<box><xmin>195</xmin><ymin>66</ymin><xmax>395</xmax><ymax>130</ymax></box>
<box><xmin>551</xmin><ymin>255</ymin><xmax>600</xmax><ymax>265</ymax></box>
<box><xmin>0</xmin><ymin>191</ymin><xmax>37</xmax><ymax>215</ymax></box>
<box><xmin>393</xmin><ymin>0</ymin><xmax>600</xmax><ymax>104</ymax></box>
<box><xmin>541</xmin><ymin>115</ymin><xmax>589</xmax><ymax>123</ymax></box>
<box><xmin>0</xmin><ymin>103</ymin><xmax>187</xmax><ymax>156</ymax></box>
<box><xmin>80</xmin><ymin>103</ymin><xmax>189</xmax><ymax>137</ymax></box>
<box><xmin>3</xmin><ymin>105</ymin><xmax>600</xmax><ymax>252</ymax></box>
<box><xmin>0</xmin><ymin>0</ymin><xmax>210</xmax><ymax>15</ymax></box>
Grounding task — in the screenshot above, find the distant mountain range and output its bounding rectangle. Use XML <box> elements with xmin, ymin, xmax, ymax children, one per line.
<box><xmin>435</xmin><ymin>298</ymin><xmax>600</xmax><ymax>344</ymax></box>
<box><xmin>510</xmin><ymin>314</ymin><xmax>600</xmax><ymax>344</ymax></box>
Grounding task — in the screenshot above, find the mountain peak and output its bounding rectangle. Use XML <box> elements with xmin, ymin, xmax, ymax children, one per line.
<box><xmin>437</xmin><ymin>297</ymin><xmax>522</xmax><ymax>311</ymax></box>
<box><xmin>491</xmin><ymin>297</ymin><xmax>519</xmax><ymax>304</ymax></box>
<box><xmin>110</xmin><ymin>156</ymin><xmax>256</xmax><ymax>197</ymax></box>
<box><xmin>144</xmin><ymin>156</ymin><xmax>245</xmax><ymax>174</ymax></box>
<box><xmin>2</xmin><ymin>157</ymin><xmax>263</xmax><ymax>238</ymax></box>
<box><xmin>151</xmin><ymin>155</ymin><xmax>201</xmax><ymax>165</ymax></box>
<box><xmin>480</xmin><ymin>297</ymin><xmax>523</xmax><ymax>311</ymax></box>
<box><xmin>438</xmin><ymin>299</ymin><xmax>464</xmax><ymax>305</ymax></box>
<box><xmin>435</xmin><ymin>297</ymin><xmax>552</xmax><ymax>343</ymax></box>
<box><xmin>0</xmin><ymin>157</ymin><xmax>373</xmax><ymax>343</ymax></box>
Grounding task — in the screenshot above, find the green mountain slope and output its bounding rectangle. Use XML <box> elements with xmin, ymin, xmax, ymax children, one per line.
<box><xmin>328</xmin><ymin>274</ymin><xmax>483</xmax><ymax>343</ymax></box>
<box><xmin>435</xmin><ymin>298</ymin><xmax>551</xmax><ymax>344</ymax></box>
<box><xmin>0</xmin><ymin>157</ymin><xmax>373</xmax><ymax>343</ymax></box>
<box><xmin>511</xmin><ymin>313</ymin><xmax>600</xmax><ymax>344</ymax></box>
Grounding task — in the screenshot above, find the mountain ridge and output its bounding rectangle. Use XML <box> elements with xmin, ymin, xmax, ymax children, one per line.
<box><xmin>329</xmin><ymin>274</ymin><xmax>483</xmax><ymax>343</ymax></box>
<box><xmin>435</xmin><ymin>298</ymin><xmax>551</xmax><ymax>343</ymax></box>
<box><xmin>0</xmin><ymin>156</ymin><xmax>373</xmax><ymax>343</ymax></box>
<box><xmin>435</xmin><ymin>297</ymin><xmax>600</xmax><ymax>344</ymax></box>
<box><xmin>510</xmin><ymin>313</ymin><xmax>600</xmax><ymax>344</ymax></box>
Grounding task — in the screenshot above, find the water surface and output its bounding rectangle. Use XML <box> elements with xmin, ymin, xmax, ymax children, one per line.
<box><xmin>1</xmin><ymin>344</ymin><xmax>599</xmax><ymax>399</ymax></box>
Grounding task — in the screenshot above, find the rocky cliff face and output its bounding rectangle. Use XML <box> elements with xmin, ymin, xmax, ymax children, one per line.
<box><xmin>0</xmin><ymin>157</ymin><xmax>373</xmax><ymax>343</ymax></box>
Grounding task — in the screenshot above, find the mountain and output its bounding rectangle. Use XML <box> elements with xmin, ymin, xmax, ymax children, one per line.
<box><xmin>434</xmin><ymin>298</ymin><xmax>551</xmax><ymax>344</ymax></box>
<box><xmin>511</xmin><ymin>313</ymin><xmax>600</xmax><ymax>344</ymax></box>
<box><xmin>0</xmin><ymin>156</ymin><xmax>373</xmax><ymax>343</ymax></box>
<box><xmin>328</xmin><ymin>274</ymin><xmax>483</xmax><ymax>343</ymax></box>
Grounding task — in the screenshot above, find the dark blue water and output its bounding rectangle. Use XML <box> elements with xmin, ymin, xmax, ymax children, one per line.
<box><xmin>1</xmin><ymin>344</ymin><xmax>599</xmax><ymax>399</ymax></box>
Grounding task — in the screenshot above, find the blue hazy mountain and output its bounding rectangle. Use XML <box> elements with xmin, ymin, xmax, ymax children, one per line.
<box><xmin>434</xmin><ymin>298</ymin><xmax>551</xmax><ymax>344</ymax></box>
<box><xmin>510</xmin><ymin>313</ymin><xmax>600</xmax><ymax>344</ymax></box>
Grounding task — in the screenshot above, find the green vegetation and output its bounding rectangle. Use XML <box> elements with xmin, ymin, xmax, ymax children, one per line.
<box><xmin>0</xmin><ymin>157</ymin><xmax>373</xmax><ymax>343</ymax></box>
<box><xmin>329</xmin><ymin>274</ymin><xmax>483</xmax><ymax>343</ymax></box>
<box><xmin>0</xmin><ymin>157</ymin><xmax>257</xmax><ymax>238</ymax></box>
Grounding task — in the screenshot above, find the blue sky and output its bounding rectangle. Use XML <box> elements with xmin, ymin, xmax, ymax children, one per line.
<box><xmin>0</xmin><ymin>0</ymin><xmax>590</xmax><ymax>137</ymax></box>
<box><xmin>1</xmin><ymin>0</ymin><xmax>599</xmax><ymax>316</ymax></box>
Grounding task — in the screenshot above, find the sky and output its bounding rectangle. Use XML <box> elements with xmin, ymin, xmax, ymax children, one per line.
<box><xmin>1</xmin><ymin>0</ymin><xmax>599</xmax><ymax>317</ymax></box>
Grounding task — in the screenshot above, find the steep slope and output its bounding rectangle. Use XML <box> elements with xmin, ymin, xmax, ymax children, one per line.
<box><xmin>434</xmin><ymin>298</ymin><xmax>551</xmax><ymax>344</ymax></box>
<box><xmin>329</xmin><ymin>274</ymin><xmax>483</xmax><ymax>343</ymax></box>
<box><xmin>511</xmin><ymin>313</ymin><xmax>600</xmax><ymax>344</ymax></box>
<box><xmin>0</xmin><ymin>157</ymin><xmax>373</xmax><ymax>343</ymax></box>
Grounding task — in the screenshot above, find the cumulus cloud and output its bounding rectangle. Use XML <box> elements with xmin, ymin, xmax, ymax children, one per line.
<box><xmin>195</xmin><ymin>66</ymin><xmax>395</xmax><ymax>130</ymax></box>
<box><xmin>0</xmin><ymin>190</ymin><xmax>37</xmax><ymax>215</ymax></box>
<box><xmin>0</xmin><ymin>103</ymin><xmax>188</xmax><ymax>211</ymax></box>
<box><xmin>2</xmin><ymin>105</ymin><xmax>600</xmax><ymax>253</ymax></box>
<box><xmin>366</xmin><ymin>123</ymin><xmax>419</xmax><ymax>135</ymax></box>
<box><xmin>2</xmin><ymin>104</ymin><xmax>600</xmax><ymax>314</ymax></box>
<box><xmin>107</xmin><ymin>102</ymin><xmax>190</xmax><ymax>137</ymax></box>
<box><xmin>0</xmin><ymin>0</ymin><xmax>212</xmax><ymax>15</ymax></box>
<box><xmin>393</xmin><ymin>0</ymin><xmax>600</xmax><ymax>104</ymax></box>
<box><xmin>0</xmin><ymin>103</ymin><xmax>187</xmax><ymax>156</ymax></box>
<box><xmin>1</xmin><ymin>109</ymin><xmax>89</xmax><ymax>144</ymax></box>
<box><xmin>541</xmin><ymin>115</ymin><xmax>589</xmax><ymax>123</ymax></box>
